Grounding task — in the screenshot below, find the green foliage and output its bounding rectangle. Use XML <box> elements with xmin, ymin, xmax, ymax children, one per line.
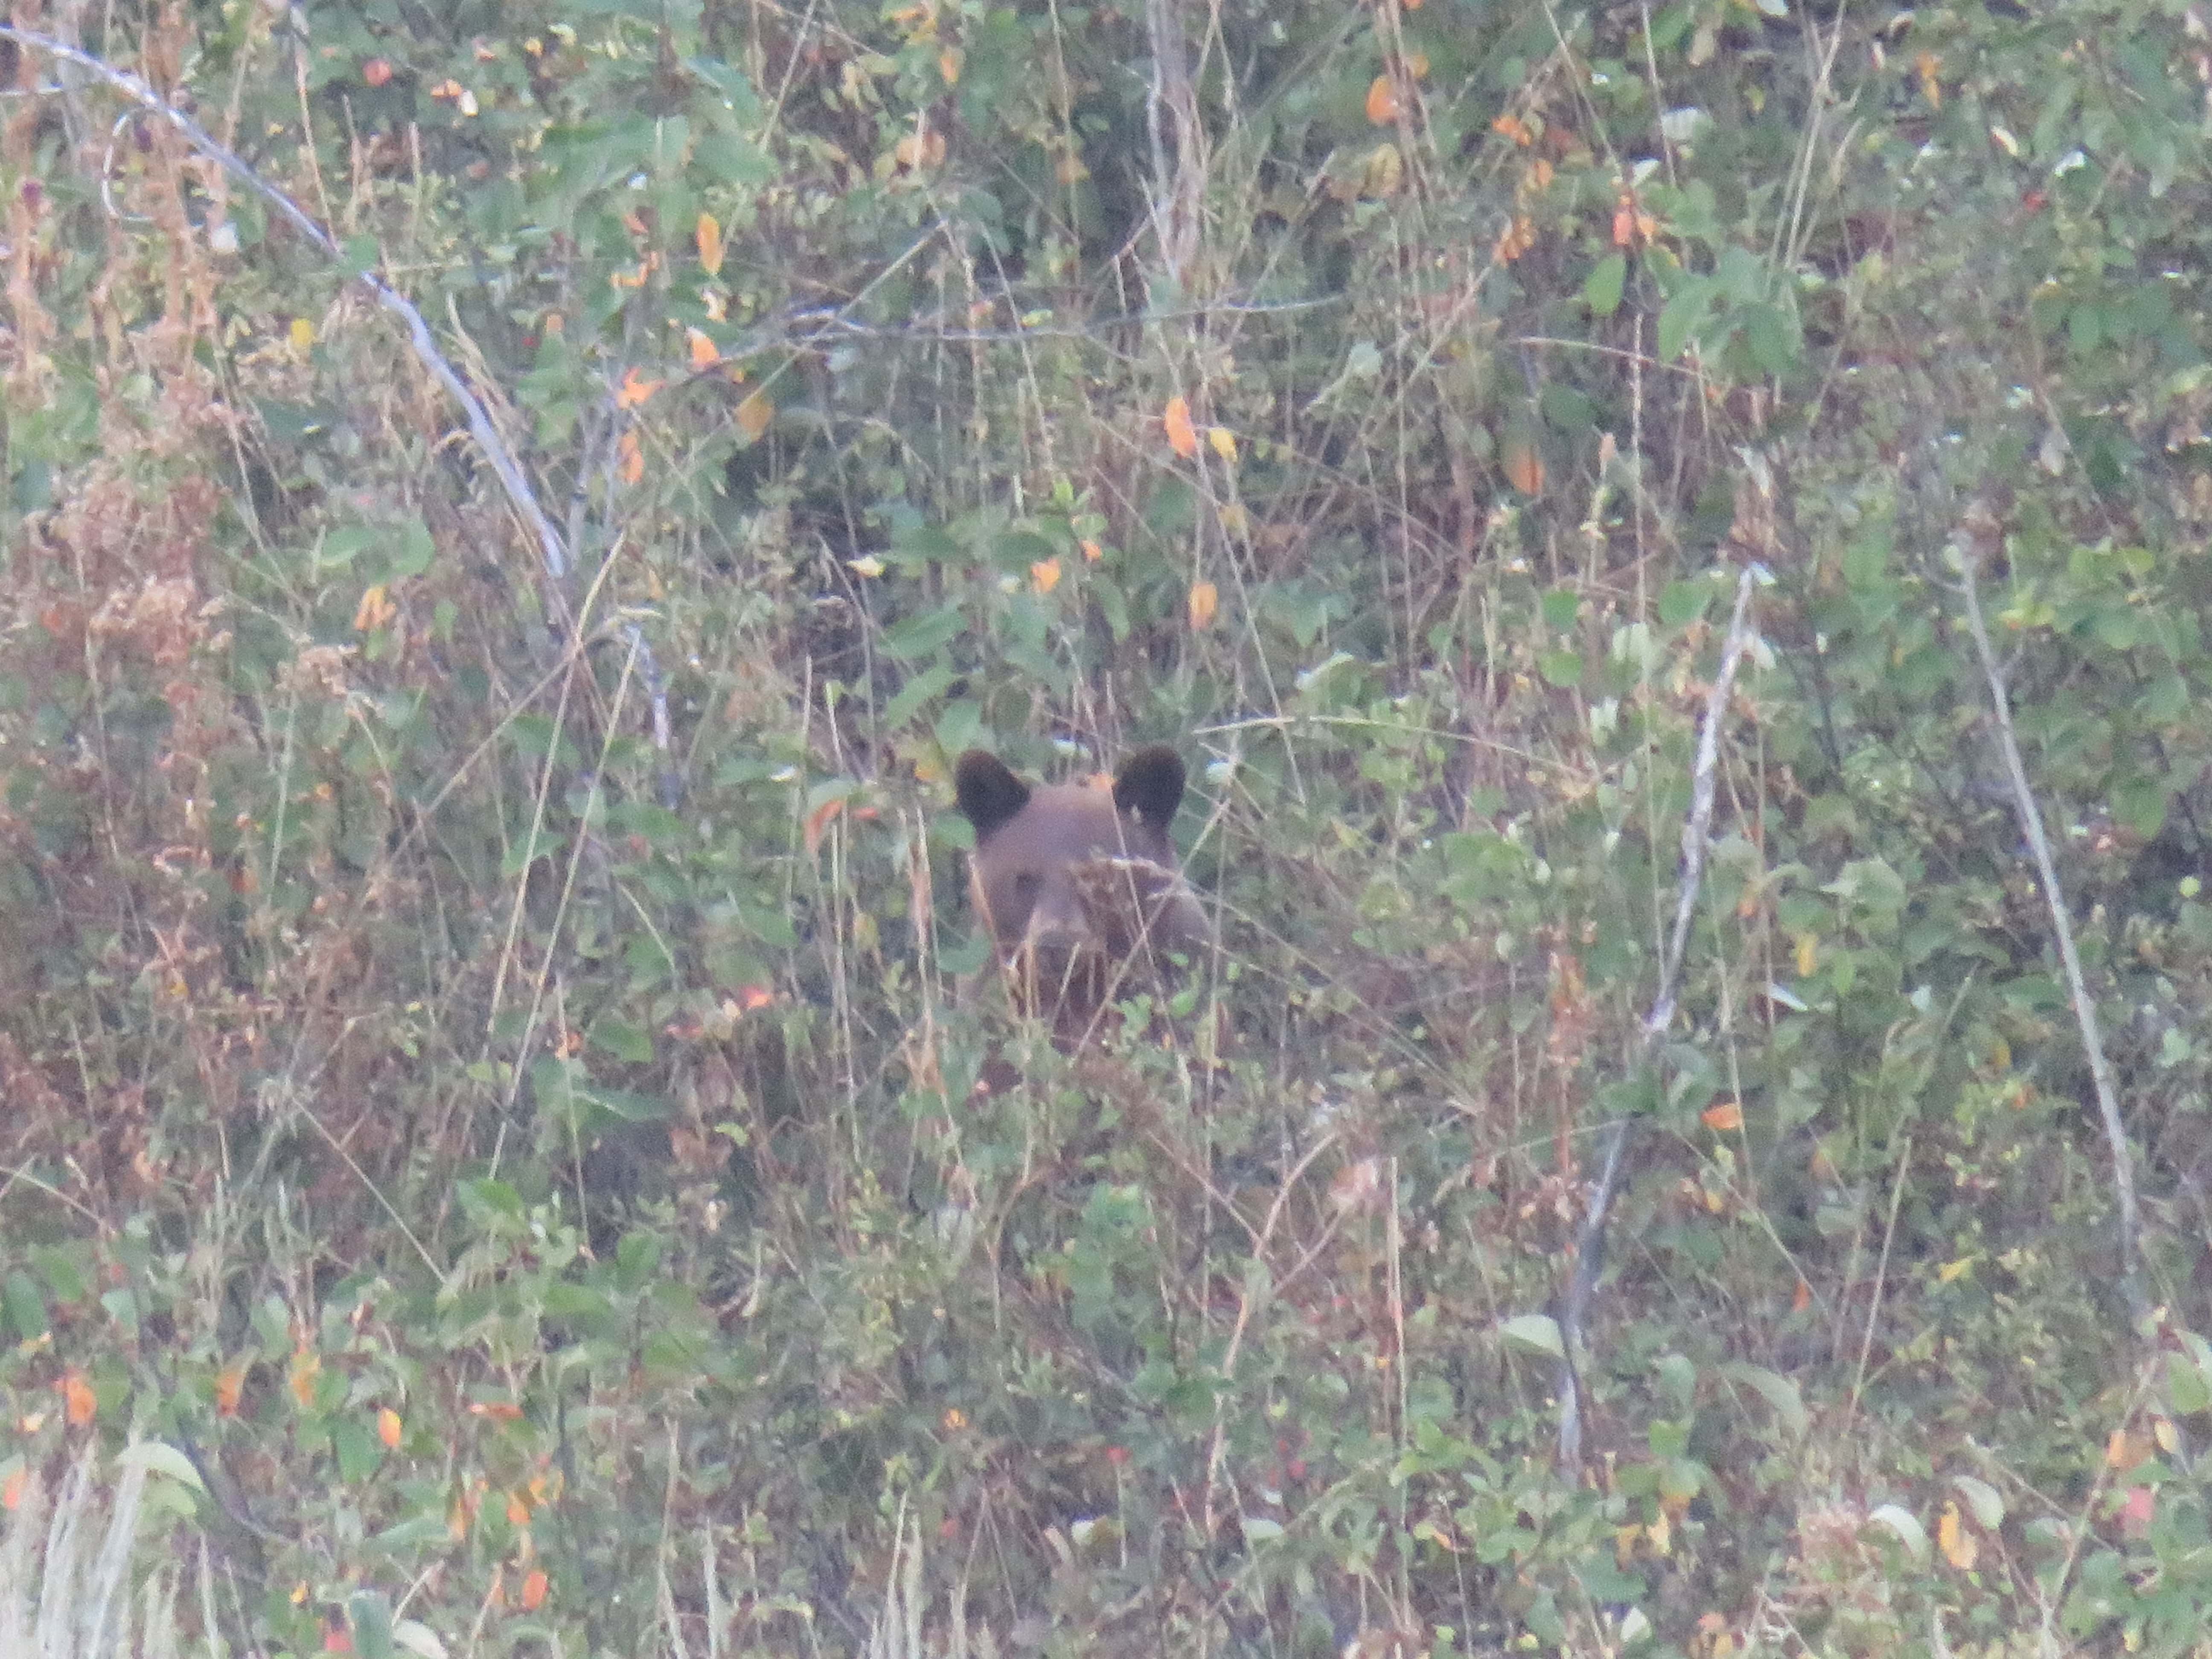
<box><xmin>3</xmin><ymin>0</ymin><xmax>2212</xmax><ymax>1647</ymax></box>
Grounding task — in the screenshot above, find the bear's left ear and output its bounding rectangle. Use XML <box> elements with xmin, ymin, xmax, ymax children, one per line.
<box><xmin>1112</xmin><ymin>745</ymin><xmax>1186</xmax><ymax>830</ymax></box>
<box><xmin>955</xmin><ymin>749</ymin><xmax>1031</xmax><ymax>838</ymax></box>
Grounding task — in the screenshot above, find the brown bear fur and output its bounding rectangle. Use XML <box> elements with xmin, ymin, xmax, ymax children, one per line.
<box><xmin>954</xmin><ymin>745</ymin><xmax>1208</xmax><ymax>1042</ymax></box>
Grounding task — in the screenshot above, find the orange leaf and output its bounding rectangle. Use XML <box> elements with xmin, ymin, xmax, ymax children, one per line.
<box><xmin>469</xmin><ymin>1400</ymin><xmax>524</xmax><ymax>1421</ymax></box>
<box><xmin>617</xmin><ymin>430</ymin><xmax>644</xmax><ymax>486</ymax></box>
<box><xmin>1187</xmin><ymin>579</ymin><xmax>1219</xmax><ymax>630</ymax></box>
<box><xmin>521</xmin><ymin>1569</ymin><xmax>549</xmax><ymax>1611</ymax></box>
<box><xmin>363</xmin><ymin>58</ymin><xmax>393</xmax><ymax>86</ymax></box>
<box><xmin>696</xmin><ymin>212</ymin><xmax>724</xmax><ymax>277</ymax></box>
<box><xmin>61</xmin><ymin>1370</ymin><xmax>95</xmax><ymax>1424</ymax></box>
<box><xmin>938</xmin><ymin>46</ymin><xmax>962</xmax><ymax>84</ymax></box>
<box><xmin>1791</xmin><ymin>1276</ymin><xmax>1811</xmax><ymax>1313</ymax></box>
<box><xmin>378</xmin><ymin>1407</ymin><xmax>403</xmax><ymax>1448</ymax></box>
<box><xmin>1080</xmin><ymin>538</ymin><xmax>1103</xmax><ymax>562</ymax></box>
<box><xmin>2122</xmin><ymin>1485</ymin><xmax>2155</xmax><ymax>1537</ymax></box>
<box><xmin>736</xmin><ymin>984</ymin><xmax>775</xmax><ymax>1012</ymax></box>
<box><xmin>616</xmin><ymin>368</ymin><xmax>662</xmax><ymax>410</ymax></box>
<box><xmin>1163</xmin><ymin>396</ymin><xmax>1198</xmax><ymax>459</ymax></box>
<box><xmin>1502</xmin><ymin>440</ymin><xmax>1544</xmax><ymax>495</ymax></box>
<box><xmin>1701</xmin><ymin>1100</ymin><xmax>1743</xmax><ymax>1132</ymax></box>
<box><xmin>215</xmin><ymin>1363</ymin><xmax>246</xmax><ymax>1416</ymax></box>
<box><xmin>736</xmin><ymin>391</ymin><xmax>774</xmax><ymax>442</ymax></box>
<box><xmin>687</xmin><ymin>328</ymin><xmax>719</xmax><ymax>369</ymax></box>
<box><xmin>289</xmin><ymin>1351</ymin><xmax>320</xmax><ymax>1409</ymax></box>
<box><xmin>1030</xmin><ymin>558</ymin><xmax>1062</xmax><ymax>594</ymax></box>
<box><xmin>804</xmin><ymin>796</ymin><xmax>846</xmax><ymax>858</ymax></box>
<box><xmin>1</xmin><ymin>1464</ymin><xmax>25</xmax><ymax>1511</ymax></box>
<box><xmin>506</xmin><ymin>1491</ymin><xmax>530</xmax><ymax>1526</ymax></box>
<box><xmin>1492</xmin><ymin>112</ymin><xmax>1532</xmax><ymax>146</ymax></box>
<box><xmin>1365</xmin><ymin>76</ymin><xmax>1400</xmax><ymax>124</ymax></box>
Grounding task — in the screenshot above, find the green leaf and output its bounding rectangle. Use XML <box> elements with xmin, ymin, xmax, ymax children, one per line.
<box><xmin>118</xmin><ymin>1440</ymin><xmax>207</xmax><ymax>1493</ymax></box>
<box><xmin>882</xmin><ymin>605</ymin><xmax>966</xmax><ymax>661</ymax></box>
<box><xmin>1538</xmin><ymin>648</ymin><xmax>1584</xmax><ymax>689</ymax></box>
<box><xmin>1864</xmin><ymin>1504</ymin><xmax>1930</xmax><ymax>1565</ymax></box>
<box><xmin>589</xmin><ymin>1018</ymin><xmax>655</xmax><ymax>1064</ymax></box>
<box><xmin>1717</xmin><ymin>1362</ymin><xmax>1808</xmax><ymax>1436</ymax></box>
<box><xmin>3</xmin><ymin>1271</ymin><xmax>46</xmax><ymax>1342</ymax></box>
<box><xmin>1585</xmin><ymin>252</ymin><xmax>1627</xmax><ymax>317</ymax></box>
<box><xmin>1656</xmin><ymin>280</ymin><xmax>1710</xmax><ymax>363</ymax></box>
<box><xmin>1499</xmin><ymin>1314</ymin><xmax>1564</xmax><ymax>1358</ymax></box>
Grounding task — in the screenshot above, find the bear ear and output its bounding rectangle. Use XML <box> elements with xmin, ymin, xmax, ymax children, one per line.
<box><xmin>1112</xmin><ymin>745</ymin><xmax>1186</xmax><ymax>830</ymax></box>
<box><xmin>955</xmin><ymin>749</ymin><xmax>1031</xmax><ymax>838</ymax></box>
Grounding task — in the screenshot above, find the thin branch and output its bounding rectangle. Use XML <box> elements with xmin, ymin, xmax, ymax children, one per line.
<box><xmin>1953</xmin><ymin>501</ymin><xmax>2148</xmax><ymax>1332</ymax></box>
<box><xmin>0</xmin><ymin>28</ymin><xmax>574</xmax><ymax>591</ymax></box>
<box><xmin>1554</xmin><ymin>559</ymin><xmax>1766</xmax><ymax>1470</ymax></box>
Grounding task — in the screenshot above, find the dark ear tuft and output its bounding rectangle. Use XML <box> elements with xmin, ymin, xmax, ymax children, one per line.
<box><xmin>1112</xmin><ymin>745</ymin><xmax>1186</xmax><ymax>829</ymax></box>
<box><xmin>955</xmin><ymin>750</ymin><xmax>1031</xmax><ymax>838</ymax></box>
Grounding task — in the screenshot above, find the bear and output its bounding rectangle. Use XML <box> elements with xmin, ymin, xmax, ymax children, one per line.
<box><xmin>953</xmin><ymin>744</ymin><xmax>1208</xmax><ymax>1042</ymax></box>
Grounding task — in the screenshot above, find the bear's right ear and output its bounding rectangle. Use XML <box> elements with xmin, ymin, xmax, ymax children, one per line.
<box><xmin>955</xmin><ymin>750</ymin><xmax>1031</xmax><ymax>838</ymax></box>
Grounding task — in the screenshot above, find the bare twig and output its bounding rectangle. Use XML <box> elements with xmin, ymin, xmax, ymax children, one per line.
<box><xmin>1953</xmin><ymin>501</ymin><xmax>2149</xmax><ymax>1333</ymax></box>
<box><xmin>1554</xmin><ymin>560</ymin><xmax>1766</xmax><ymax>1470</ymax></box>
<box><xmin>0</xmin><ymin>27</ymin><xmax>572</xmax><ymax>591</ymax></box>
<box><xmin>0</xmin><ymin>26</ymin><xmax>685</xmax><ymax>800</ymax></box>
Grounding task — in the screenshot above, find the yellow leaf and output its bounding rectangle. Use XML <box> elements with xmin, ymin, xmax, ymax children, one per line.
<box><xmin>696</xmin><ymin>212</ymin><xmax>724</xmax><ymax>276</ymax></box>
<box><xmin>288</xmin><ymin>317</ymin><xmax>315</xmax><ymax>351</ymax></box>
<box><xmin>1701</xmin><ymin>1100</ymin><xmax>1743</xmax><ymax>1132</ymax></box>
<box><xmin>1219</xmin><ymin>501</ymin><xmax>1249</xmax><ymax>538</ymax></box>
<box><xmin>617</xmin><ymin>368</ymin><xmax>662</xmax><ymax>410</ymax></box>
<box><xmin>939</xmin><ymin>46</ymin><xmax>962</xmax><ymax>84</ymax></box>
<box><xmin>617</xmin><ymin>430</ymin><xmax>644</xmax><ymax>485</ymax></box>
<box><xmin>736</xmin><ymin>391</ymin><xmax>774</xmax><ymax>442</ymax></box>
<box><xmin>687</xmin><ymin>328</ymin><xmax>719</xmax><ymax>368</ymax></box>
<box><xmin>1207</xmin><ymin>426</ymin><xmax>1237</xmax><ymax>462</ymax></box>
<box><xmin>1502</xmin><ymin>439</ymin><xmax>1544</xmax><ymax>495</ymax></box>
<box><xmin>1937</xmin><ymin>1255</ymin><xmax>1974</xmax><ymax>1284</ymax></box>
<box><xmin>1163</xmin><ymin>396</ymin><xmax>1198</xmax><ymax>459</ymax></box>
<box><xmin>1938</xmin><ymin>1502</ymin><xmax>1977</xmax><ymax>1570</ymax></box>
<box><xmin>1795</xmin><ymin>933</ymin><xmax>1817</xmax><ymax>976</ymax></box>
<box><xmin>1187</xmin><ymin>579</ymin><xmax>1218</xmax><ymax>630</ymax></box>
<box><xmin>1365</xmin><ymin>76</ymin><xmax>1400</xmax><ymax>125</ymax></box>
<box><xmin>1916</xmin><ymin>51</ymin><xmax>1942</xmax><ymax>109</ymax></box>
<box><xmin>1030</xmin><ymin>557</ymin><xmax>1062</xmax><ymax>594</ymax></box>
<box><xmin>353</xmin><ymin>585</ymin><xmax>396</xmax><ymax>633</ymax></box>
<box><xmin>848</xmin><ymin>554</ymin><xmax>885</xmax><ymax>578</ymax></box>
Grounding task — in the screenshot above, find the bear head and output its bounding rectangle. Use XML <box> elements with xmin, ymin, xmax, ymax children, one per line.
<box><xmin>954</xmin><ymin>745</ymin><xmax>1208</xmax><ymax>1036</ymax></box>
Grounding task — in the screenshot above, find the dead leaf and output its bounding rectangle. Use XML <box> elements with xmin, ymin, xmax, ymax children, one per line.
<box><xmin>1188</xmin><ymin>579</ymin><xmax>1219</xmax><ymax>630</ymax></box>
<box><xmin>1164</xmin><ymin>396</ymin><xmax>1198</xmax><ymax>459</ymax></box>
<box><xmin>1502</xmin><ymin>439</ymin><xmax>1544</xmax><ymax>494</ymax></box>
